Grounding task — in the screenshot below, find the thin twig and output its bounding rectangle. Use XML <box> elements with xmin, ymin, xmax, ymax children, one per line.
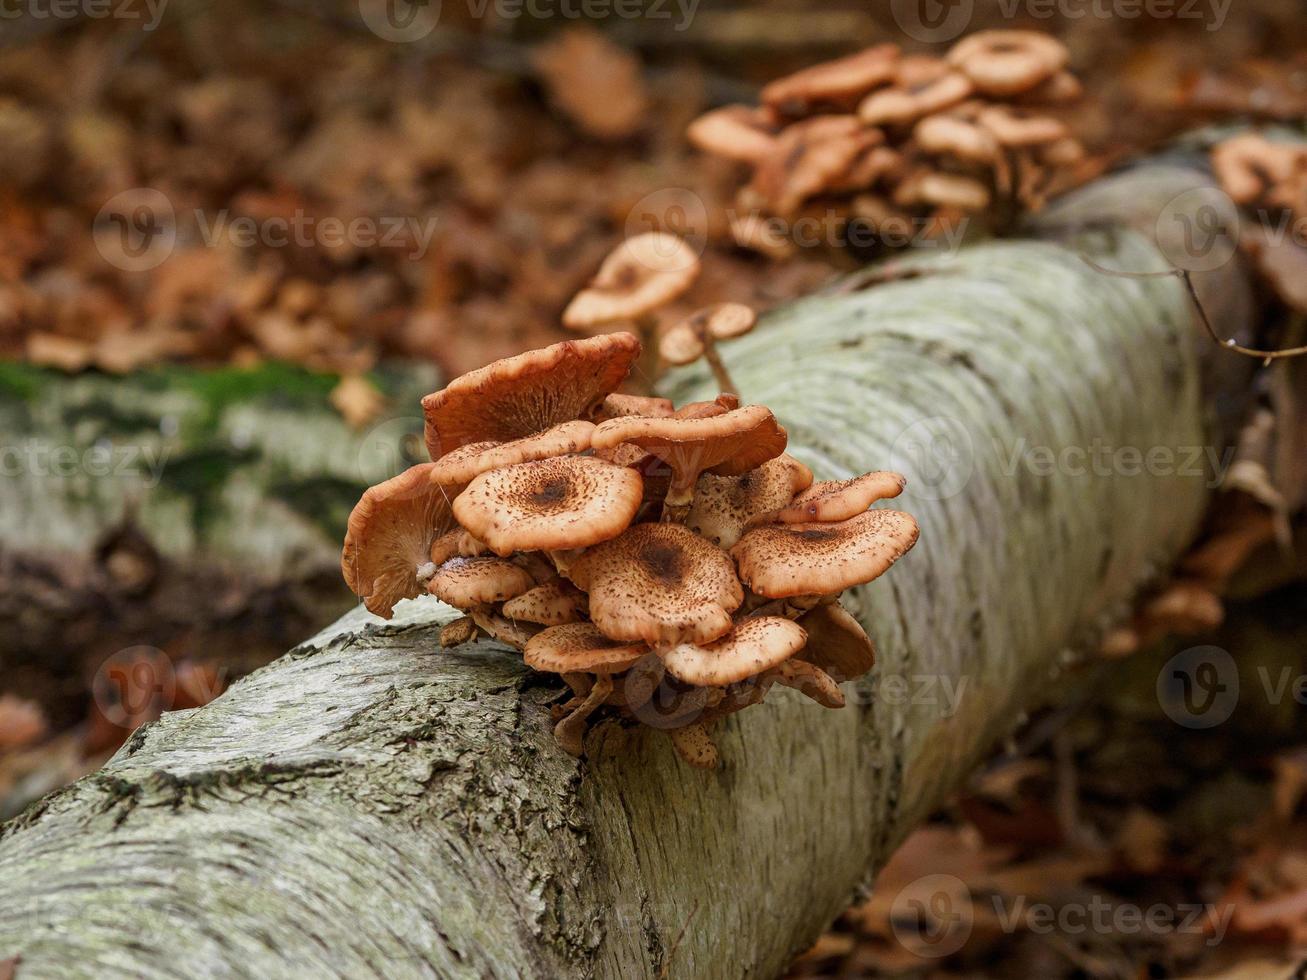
<box><xmin>657</xmin><ymin>899</ymin><xmax>701</xmax><ymax>980</ymax></box>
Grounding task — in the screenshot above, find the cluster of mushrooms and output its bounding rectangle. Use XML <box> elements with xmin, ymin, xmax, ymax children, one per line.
<box><xmin>341</xmin><ymin>331</ymin><xmax>918</xmax><ymax>768</ymax></box>
<box><xmin>1212</xmin><ymin>132</ymin><xmax>1307</xmax><ymax>217</ymax></box>
<box><xmin>688</xmin><ymin>30</ymin><xmax>1088</xmax><ymax>254</ymax></box>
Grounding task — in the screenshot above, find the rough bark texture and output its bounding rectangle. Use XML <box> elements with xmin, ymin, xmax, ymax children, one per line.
<box><xmin>0</xmin><ymin>164</ymin><xmax>1260</xmax><ymax>979</ymax></box>
<box><xmin>0</xmin><ymin>361</ymin><xmax>436</xmax><ymax>673</ymax></box>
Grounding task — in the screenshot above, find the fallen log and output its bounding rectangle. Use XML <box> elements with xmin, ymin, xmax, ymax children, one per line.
<box><xmin>0</xmin><ymin>162</ymin><xmax>1262</xmax><ymax>978</ymax></box>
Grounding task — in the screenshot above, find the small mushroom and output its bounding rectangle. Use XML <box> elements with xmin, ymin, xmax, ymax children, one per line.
<box><xmin>341</xmin><ymin>463</ymin><xmax>458</xmax><ymax>618</ymax></box>
<box><xmin>593</xmin><ymin>393</ymin><xmax>675</xmax><ymax>421</ymax></box>
<box><xmin>668</xmin><ymin>722</ymin><xmax>719</xmax><ymax>769</ymax></box>
<box><xmin>429</xmin><ymin>420</ymin><xmax>596</xmax><ymax>485</ymax></box>
<box><xmin>857</xmin><ymin>72</ymin><xmax>973</xmax><ymax>128</ymax></box>
<box><xmin>770</xmin><ymin>659</ymin><xmax>845</xmax><ymax>708</ymax></box>
<box><xmin>893</xmin><ymin>169</ymin><xmax>991</xmax><ymax>212</ymax></box>
<box><xmin>687</xmin><ymin>454</ymin><xmax>815</xmax><ymax>549</ymax></box>
<box><xmin>453</xmin><ymin>455</ymin><xmax>643</xmax><ymax>557</ymax></box>
<box><xmin>760</xmin><ymin>44</ymin><xmax>900</xmax><ymax>115</ymax></box>
<box><xmin>774</xmin><ymin>470</ymin><xmax>906</xmax><ymax>524</ymax></box>
<box><xmin>661</xmin><ymin>616</ymin><xmax>807</xmax><ymax>687</ymax></box>
<box><xmin>976</xmin><ymin>105</ymin><xmax>1068</xmax><ymax>147</ymax></box>
<box><xmin>1014</xmin><ymin>70</ymin><xmax>1083</xmax><ymax>105</ymax></box>
<box><xmin>440</xmin><ymin>615</ymin><xmax>479</xmax><ymax>648</ymax></box>
<box><xmin>732</xmin><ymin>508</ymin><xmax>920</xmax><ymax>599</ymax></box>
<box><xmin>673</xmin><ymin>393</ymin><xmax>740</xmax><ymax>419</ymax></box>
<box><xmin>502</xmin><ymin>578</ymin><xmax>588</xmax><ymax>626</ymax></box>
<box><xmin>751</xmin><ymin>116</ymin><xmax>883</xmax><ymax>217</ymax></box>
<box><xmin>592</xmin><ymin>405</ymin><xmax>787</xmax><ymax>521</ymax></box>
<box><xmin>1211</xmin><ymin>133</ymin><xmax>1301</xmax><ymax>206</ymax></box>
<box><xmin>659</xmin><ymin>302</ymin><xmax>757</xmax><ymax>395</ymax></box>
<box><xmin>914</xmin><ymin>113</ymin><xmax>1000</xmax><ymax>164</ymax></box>
<box><xmin>426</xmin><ymin>556</ymin><xmax>536</xmax><ymax>609</ymax></box>
<box><xmin>946</xmin><ymin>30</ymin><xmax>1068</xmax><ymax>97</ymax></box>
<box><xmin>422</xmin><ymin>332</ymin><xmax>640</xmax><ymax>459</ymax></box>
<box><xmin>795</xmin><ymin>601</ymin><xmax>876</xmax><ymax>681</ymax></box>
<box><xmin>567</xmin><ymin>522</ymin><xmax>744</xmax><ymax>646</ymax></box>
<box><xmin>687</xmin><ymin>104</ymin><xmax>780</xmax><ymax>163</ymax></box>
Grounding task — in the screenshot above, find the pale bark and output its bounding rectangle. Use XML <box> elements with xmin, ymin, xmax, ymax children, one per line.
<box><xmin>0</xmin><ymin>164</ymin><xmax>1260</xmax><ymax>979</ymax></box>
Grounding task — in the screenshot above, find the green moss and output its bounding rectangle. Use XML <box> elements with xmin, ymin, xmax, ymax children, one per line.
<box><xmin>268</xmin><ymin>475</ymin><xmax>369</xmax><ymax>541</ymax></box>
<box><xmin>0</xmin><ymin>362</ymin><xmax>51</xmax><ymax>401</ymax></box>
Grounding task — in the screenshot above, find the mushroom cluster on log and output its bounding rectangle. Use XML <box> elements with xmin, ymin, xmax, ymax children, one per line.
<box><xmin>341</xmin><ymin>330</ymin><xmax>918</xmax><ymax>767</ymax></box>
<box><xmin>688</xmin><ymin>30</ymin><xmax>1095</xmax><ymax>255</ymax></box>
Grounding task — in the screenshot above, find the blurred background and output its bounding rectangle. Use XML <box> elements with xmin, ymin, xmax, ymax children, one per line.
<box><xmin>1</xmin><ymin>0</ymin><xmax>1305</xmax><ymax>976</ymax></box>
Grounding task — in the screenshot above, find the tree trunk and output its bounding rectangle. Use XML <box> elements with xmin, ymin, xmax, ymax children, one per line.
<box><xmin>0</xmin><ymin>163</ymin><xmax>1262</xmax><ymax>979</ymax></box>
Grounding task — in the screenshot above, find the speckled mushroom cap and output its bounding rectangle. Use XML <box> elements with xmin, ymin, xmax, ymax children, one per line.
<box><xmin>673</xmin><ymin>393</ymin><xmax>739</xmax><ymax>419</ymax></box>
<box><xmin>858</xmin><ymin>72</ymin><xmax>973</xmax><ymax>127</ymax></box>
<box><xmin>429</xmin><ymin>420</ymin><xmax>596</xmax><ymax>486</ymax></box>
<box><xmin>453</xmin><ymin>455</ymin><xmax>643</xmax><ymax>557</ymax></box>
<box><xmin>562</xmin><ymin>233</ymin><xmax>701</xmax><ymax>329</ymax></box>
<box><xmin>659</xmin><ymin>303</ymin><xmax>759</xmax><ymax>367</ymax></box>
<box><xmin>421</xmin><ymin>332</ymin><xmax>640</xmax><ymax>459</ymax></box>
<box><xmin>687</xmin><ymin>104</ymin><xmax>779</xmax><ymax>163</ymax></box>
<box><xmin>688</xmin><ymin>454</ymin><xmax>815</xmax><ymax>549</ymax></box>
<box><xmin>760</xmin><ymin>44</ymin><xmax>900</xmax><ymax>114</ymax></box>
<box><xmin>946</xmin><ymin>30</ymin><xmax>1067</xmax><ymax>97</ymax></box>
<box><xmin>661</xmin><ymin>616</ymin><xmax>808</xmax><ymax>686</ymax></box>
<box><xmin>732</xmin><ymin>509</ymin><xmax>920</xmax><ymax>598</ymax></box>
<box><xmin>796</xmin><ymin>602</ymin><xmax>877</xmax><ymax>682</ymax></box>
<box><xmin>502</xmin><ymin>578</ymin><xmax>588</xmax><ymax>626</ymax></box>
<box><xmin>568</xmin><ymin>522</ymin><xmax>744</xmax><ymax>646</ymax></box>
<box><xmin>341</xmin><ymin>463</ymin><xmax>457</xmax><ymax>619</ymax></box>
<box><xmin>594</xmin><ymin>393</ymin><xmax>676</xmax><ymax>420</ymax></box>
<box><xmin>426</xmin><ymin>556</ymin><xmax>535</xmax><ymax>609</ymax></box>
<box><xmin>592</xmin><ymin>405</ymin><xmax>788</xmax><ymax>502</ymax></box>
<box><xmin>776</xmin><ymin>470</ymin><xmax>906</xmax><ymax>524</ymax></box>
<box><xmin>524</xmin><ymin>623</ymin><xmax>649</xmax><ymax>674</ymax></box>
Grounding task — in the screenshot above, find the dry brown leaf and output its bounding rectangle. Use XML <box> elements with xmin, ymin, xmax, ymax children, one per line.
<box><xmin>533</xmin><ymin>28</ymin><xmax>648</xmax><ymax>141</ymax></box>
<box><xmin>0</xmin><ymin>695</ymin><xmax>47</xmax><ymax>751</ymax></box>
<box><xmin>330</xmin><ymin>374</ymin><xmax>387</xmax><ymax>430</ymax></box>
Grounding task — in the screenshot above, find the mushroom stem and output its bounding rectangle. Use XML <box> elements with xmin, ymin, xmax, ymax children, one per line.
<box><xmin>700</xmin><ymin>339</ymin><xmax>739</xmax><ymax>397</ymax></box>
<box><xmin>749</xmin><ymin>594</ymin><xmax>825</xmax><ymax>620</ymax></box>
<box><xmin>554</xmin><ymin>674</ymin><xmax>613</xmax><ymax>757</ymax></box>
<box><xmin>772</xmin><ymin>660</ymin><xmax>845</xmax><ymax>708</ymax></box>
<box><xmin>469</xmin><ymin>608</ymin><xmax>536</xmax><ymax>651</ymax></box>
<box><xmin>636</xmin><ymin>315</ymin><xmax>662</xmax><ymax>392</ymax></box>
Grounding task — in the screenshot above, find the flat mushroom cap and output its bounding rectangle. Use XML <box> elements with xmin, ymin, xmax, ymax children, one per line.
<box><xmin>453</xmin><ymin>455</ymin><xmax>643</xmax><ymax>557</ymax></box>
<box><xmin>688</xmin><ymin>454</ymin><xmax>815</xmax><ymax>549</ymax></box>
<box><xmin>568</xmin><ymin>522</ymin><xmax>744</xmax><ymax>646</ymax></box>
<box><xmin>796</xmin><ymin>601</ymin><xmax>877</xmax><ymax>681</ymax></box>
<box><xmin>732</xmin><ymin>509</ymin><xmax>920</xmax><ymax>598</ymax></box>
<box><xmin>502</xmin><ymin>578</ymin><xmax>588</xmax><ymax>626</ymax></box>
<box><xmin>563</xmin><ymin>233</ymin><xmax>701</xmax><ymax>328</ymax></box>
<box><xmin>594</xmin><ymin>393</ymin><xmax>675</xmax><ymax>420</ymax></box>
<box><xmin>662</xmin><ymin>616</ymin><xmax>808</xmax><ymax>686</ymax></box>
<box><xmin>421</xmin><ymin>332</ymin><xmax>640</xmax><ymax>459</ymax></box>
<box><xmin>524</xmin><ymin>623</ymin><xmax>649</xmax><ymax>674</ymax></box>
<box><xmin>761</xmin><ymin>44</ymin><xmax>900</xmax><ymax>112</ymax></box>
<box><xmin>776</xmin><ymin>470</ymin><xmax>906</xmax><ymax>524</ymax></box>
<box><xmin>429</xmin><ymin>420</ymin><xmax>596</xmax><ymax>485</ymax></box>
<box><xmin>687</xmin><ymin>104</ymin><xmax>779</xmax><ymax>163</ymax></box>
<box><xmin>858</xmin><ymin>72</ymin><xmax>973</xmax><ymax>127</ymax></box>
<box><xmin>592</xmin><ymin>404</ymin><xmax>788</xmax><ymax>490</ymax></box>
<box><xmin>977</xmin><ymin>105</ymin><xmax>1067</xmax><ymax>147</ymax></box>
<box><xmin>946</xmin><ymin>30</ymin><xmax>1068</xmax><ymax>97</ymax></box>
<box><xmin>426</xmin><ymin>556</ymin><xmax>536</xmax><ymax>609</ymax></box>
<box><xmin>659</xmin><ymin>303</ymin><xmax>757</xmax><ymax>367</ymax></box>
<box><xmin>342</xmin><ymin>463</ymin><xmax>456</xmax><ymax>619</ymax></box>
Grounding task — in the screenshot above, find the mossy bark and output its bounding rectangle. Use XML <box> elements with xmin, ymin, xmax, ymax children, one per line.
<box><xmin>0</xmin><ymin>165</ymin><xmax>1261</xmax><ymax>979</ymax></box>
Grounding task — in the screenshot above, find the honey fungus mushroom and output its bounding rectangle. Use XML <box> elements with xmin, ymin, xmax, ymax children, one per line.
<box><xmin>687</xmin><ymin>454</ymin><xmax>814</xmax><ymax>549</ymax></box>
<box><xmin>421</xmin><ymin>332</ymin><xmax>639</xmax><ymax>459</ymax></box>
<box><xmin>502</xmin><ymin>578</ymin><xmax>588</xmax><ymax>626</ymax></box>
<box><xmin>567</xmin><ymin>522</ymin><xmax>744</xmax><ymax>646</ymax></box>
<box><xmin>429</xmin><ymin>420</ymin><xmax>596</xmax><ymax>486</ymax></box>
<box><xmin>592</xmin><ymin>404</ymin><xmax>788</xmax><ymax>522</ymax></box>
<box><xmin>760</xmin><ymin>43</ymin><xmax>900</xmax><ymax>116</ymax></box>
<box><xmin>661</xmin><ymin>615</ymin><xmax>806</xmax><ymax>687</ymax></box>
<box><xmin>687</xmin><ymin>104</ymin><xmax>779</xmax><ymax>163</ymax></box>
<box><xmin>732</xmin><ymin>508</ymin><xmax>920</xmax><ymax>606</ymax></box>
<box><xmin>658</xmin><ymin>302</ymin><xmax>757</xmax><ymax>396</ymax></box>
<box><xmin>341</xmin><ymin>463</ymin><xmax>457</xmax><ymax>618</ymax></box>
<box><xmin>774</xmin><ymin>470</ymin><xmax>906</xmax><ymax>524</ymax></box>
<box><xmin>946</xmin><ymin>30</ymin><xmax>1068</xmax><ymax>97</ymax></box>
<box><xmin>452</xmin><ymin>455</ymin><xmax>643</xmax><ymax>557</ymax></box>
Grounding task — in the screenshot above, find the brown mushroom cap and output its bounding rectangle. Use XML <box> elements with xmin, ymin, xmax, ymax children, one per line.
<box><xmin>524</xmin><ymin>623</ymin><xmax>649</xmax><ymax>674</ymax></box>
<box><xmin>439</xmin><ymin>615</ymin><xmax>479</xmax><ymax>648</ymax></box>
<box><xmin>568</xmin><ymin>522</ymin><xmax>744</xmax><ymax>646</ymax></box>
<box><xmin>673</xmin><ymin>393</ymin><xmax>740</xmax><ymax>419</ymax></box>
<box><xmin>858</xmin><ymin>72</ymin><xmax>973</xmax><ymax>128</ymax></box>
<box><xmin>421</xmin><ymin>332</ymin><xmax>640</xmax><ymax>459</ymax></box>
<box><xmin>563</xmin><ymin>233</ymin><xmax>701</xmax><ymax>329</ymax></box>
<box><xmin>341</xmin><ymin>463</ymin><xmax>457</xmax><ymax>619</ymax></box>
<box><xmin>946</xmin><ymin>30</ymin><xmax>1068</xmax><ymax>97</ymax></box>
<box><xmin>658</xmin><ymin>303</ymin><xmax>758</xmax><ymax>367</ymax></box>
<box><xmin>687</xmin><ymin>104</ymin><xmax>779</xmax><ymax>163</ymax></box>
<box><xmin>687</xmin><ymin>454</ymin><xmax>815</xmax><ymax>549</ymax></box>
<box><xmin>976</xmin><ymin>105</ymin><xmax>1068</xmax><ymax>147</ymax></box>
<box><xmin>732</xmin><ymin>508</ymin><xmax>920</xmax><ymax>598</ymax></box>
<box><xmin>453</xmin><ymin>455</ymin><xmax>643</xmax><ymax>557</ymax></box>
<box><xmin>752</xmin><ymin>117</ymin><xmax>883</xmax><ymax>217</ymax></box>
<box><xmin>796</xmin><ymin>601</ymin><xmax>877</xmax><ymax>681</ymax></box>
<box><xmin>760</xmin><ymin>44</ymin><xmax>900</xmax><ymax>114</ymax></box>
<box><xmin>1211</xmin><ymin>133</ymin><xmax>1301</xmax><ymax>205</ymax></box>
<box><xmin>894</xmin><ymin>170</ymin><xmax>990</xmax><ymax>212</ymax></box>
<box><xmin>661</xmin><ymin>616</ymin><xmax>807</xmax><ymax>686</ymax></box>
<box><xmin>668</xmin><ymin>723</ymin><xmax>719</xmax><ymax>769</ymax></box>
<box><xmin>592</xmin><ymin>404</ymin><xmax>788</xmax><ymax>505</ymax></box>
<box><xmin>914</xmin><ymin>113</ymin><xmax>999</xmax><ymax>163</ymax></box>
<box><xmin>775</xmin><ymin>470</ymin><xmax>906</xmax><ymax>524</ymax></box>
<box><xmin>594</xmin><ymin>393</ymin><xmax>675</xmax><ymax>420</ymax></box>
<box><xmin>502</xmin><ymin>578</ymin><xmax>588</xmax><ymax>626</ymax></box>
<box><xmin>429</xmin><ymin>420</ymin><xmax>596</xmax><ymax>486</ymax></box>
<box><xmin>426</xmin><ymin>556</ymin><xmax>536</xmax><ymax>609</ymax></box>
